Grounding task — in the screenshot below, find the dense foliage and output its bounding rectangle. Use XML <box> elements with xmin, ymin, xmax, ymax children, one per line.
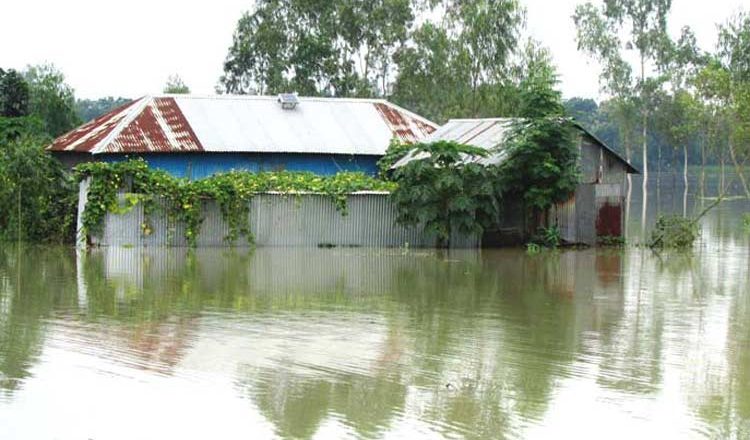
<box><xmin>220</xmin><ymin>0</ymin><xmax>416</xmax><ymax>97</ymax></box>
<box><xmin>76</xmin><ymin>160</ymin><xmax>395</xmax><ymax>247</ymax></box>
<box><xmin>376</xmin><ymin>138</ymin><xmax>414</xmax><ymax>177</ymax></box>
<box><xmin>219</xmin><ymin>0</ymin><xmax>545</xmax><ymax>123</ymax></box>
<box><xmin>389</xmin><ymin>141</ymin><xmax>499</xmax><ymax>247</ymax></box>
<box><xmin>23</xmin><ymin>64</ymin><xmax>80</xmax><ymax>137</ymax></box>
<box><xmin>496</xmin><ymin>119</ymin><xmax>579</xmax><ymax>213</ymax></box>
<box><xmin>0</xmin><ymin>68</ymin><xmax>30</xmax><ymax>117</ymax></box>
<box><xmin>0</xmin><ymin>135</ymin><xmax>76</xmax><ymax>243</ymax></box>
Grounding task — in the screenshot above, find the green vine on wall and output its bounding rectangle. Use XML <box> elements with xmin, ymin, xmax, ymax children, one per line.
<box><xmin>75</xmin><ymin>159</ymin><xmax>395</xmax><ymax>247</ymax></box>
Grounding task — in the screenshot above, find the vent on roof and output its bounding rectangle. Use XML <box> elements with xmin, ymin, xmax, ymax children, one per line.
<box><xmin>277</xmin><ymin>93</ymin><xmax>300</xmax><ymax>110</ymax></box>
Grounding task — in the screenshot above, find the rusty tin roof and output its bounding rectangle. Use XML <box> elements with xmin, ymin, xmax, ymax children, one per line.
<box><xmin>48</xmin><ymin>95</ymin><xmax>437</xmax><ymax>156</ymax></box>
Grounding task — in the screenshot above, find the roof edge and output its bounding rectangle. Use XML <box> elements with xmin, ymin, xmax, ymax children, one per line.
<box><xmin>375</xmin><ymin>99</ymin><xmax>439</xmax><ymax>129</ymax></box>
<box><xmin>572</xmin><ymin>122</ymin><xmax>640</xmax><ymax>174</ymax></box>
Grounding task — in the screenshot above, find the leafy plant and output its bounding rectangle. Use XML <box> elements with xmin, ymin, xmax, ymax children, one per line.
<box><xmin>743</xmin><ymin>213</ymin><xmax>750</xmax><ymax>231</ymax></box>
<box><xmin>598</xmin><ymin>235</ymin><xmax>626</xmax><ymax>247</ymax></box>
<box><xmin>648</xmin><ymin>215</ymin><xmax>700</xmax><ymax>250</ymax></box>
<box><xmin>76</xmin><ymin>159</ymin><xmax>395</xmax><ymax>247</ymax></box>
<box><xmin>0</xmin><ymin>134</ymin><xmax>77</xmax><ymax>243</ymax></box>
<box><xmin>525</xmin><ymin>242</ymin><xmax>542</xmax><ymax>254</ymax></box>
<box><xmin>530</xmin><ymin>225</ymin><xmax>562</xmax><ymax>248</ymax></box>
<box><xmin>377</xmin><ymin>138</ymin><xmax>414</xmax><ymax>178</ymax></box>
<box><xmin>496</xmin><ymin>118</ymin><xmax>580</xmax><ymax>221</ymax></box>
<box><xmin>390</xmin><ymin>140</ymin><xmax>499</xmax><ymax>247</ymax></box>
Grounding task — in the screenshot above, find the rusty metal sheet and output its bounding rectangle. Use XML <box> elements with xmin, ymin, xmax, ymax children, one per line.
<box><xmin>373</xmin><ymin>102</ymin><xmax>435</xmax><ymax>143</ymax></box>
<box><xmin>595</xmin><ymin>202</ymin><xmax>623</xmax><ymax>237</ymax></box>
<box><xmin>49</xmin><ymin>95</ymin><xmax>437</xmax><ymax>156</ymax></box>
<box><xmin>99</xmin><ymin>97</ymin><xmax>203</xmax><ymax>153</ymax></box>
<box><xmin>47</xmin><ymin>99</ymin><xmax>137</xmax><ymax>152</ymax></box>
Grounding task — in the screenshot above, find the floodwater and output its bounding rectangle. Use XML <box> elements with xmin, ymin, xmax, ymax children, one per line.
<box><xmin>0</xmin><ymin>172</ymin><xmax>749</xmax><ymax>439</ymax></box>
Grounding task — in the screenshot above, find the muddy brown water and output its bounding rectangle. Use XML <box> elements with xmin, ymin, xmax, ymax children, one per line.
<box><xmin>0</xmin><ymin>172</ymin><xmax>748</xmax><ymax>439</ymax></box>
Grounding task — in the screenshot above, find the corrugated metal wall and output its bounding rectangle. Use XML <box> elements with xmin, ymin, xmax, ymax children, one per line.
<box><xmin>88</xmin><ymin>192</ymin><xmax>479</xmax><ymax>249</ymax></box>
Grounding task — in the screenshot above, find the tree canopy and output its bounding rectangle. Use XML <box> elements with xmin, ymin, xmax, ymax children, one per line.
<box><xmin>23</xmin><ymin>64</ymin><xmax>80</xmax><ymax>137</ymax></box>
<box><xmin>164</xmin><ymin>74</ymin><xmax>191</xmax><ymax>94</ymax></box>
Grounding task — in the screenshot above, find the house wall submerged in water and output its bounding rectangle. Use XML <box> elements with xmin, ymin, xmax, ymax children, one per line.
<box><xmin>76</xmin><ymin>179</ymin><xmax>479</xmax><ymax>249</ymax></box>
<box><xmin>48</xmin><ymin>94</ymin><xmax>437</xmax><ymax>178</ymax></box>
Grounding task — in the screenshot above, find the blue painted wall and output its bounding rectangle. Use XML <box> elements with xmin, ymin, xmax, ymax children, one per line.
<box><xmin>101</xmin><ymin>153</ymin><xmax>381</xmax><ymax>179</ymax></box>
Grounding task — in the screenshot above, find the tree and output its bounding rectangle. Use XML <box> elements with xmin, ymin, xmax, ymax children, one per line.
<box><xmin>390</xmin><ymin>141</ymin><xmax>499</xmax><ymax>247</ymax></box>
<box><xmin>391</xmin><ymin>0</ymin><xmax>526</xmax><ymax>122</ymax></box>
<box><xmin>390</xmin><ymin>21</ymin><xmax>473</xmax><ymax>122</ymax></box>
<box><xmin>163</xmin><ymin>74</ymin><xmax>191</xmax><ymax>94</ymax></box>
<box><xmin>713</xmin><ymin>12</ymin><xmax>750</xmax><ymax>197</ymax></box>
<box><xmin>443</xmin><ymin>0</ymin><xmax>525</xmax><ymax>115</ymax></box>
<box><xmin>498</xmin><ymin>119</ymin><xmax>579</xmax><ymax>225</ymax></box>
<box><xmin>564</xmin><ymin>97</ymin><xmax>599</xmax><ymax>125</ymax></box>
<box><xmin>574</xmin><ymin>0</ymin><xmax>673</xmax><ymax>184</ymax></box>
<box><xmin>75</xmin><ymin>97</ymin><xmax>132</xmax><ymax>122</ymax></box>
<box><xmin>23</xmin><ymin>64</ymin><xmax>80</xmax><ymax>137</ymax></box>
<box><xmin>219</xmin><ymin>0</ymin><xmax>414</xmax><ymax>97</ymax></box>
<box><xmin>0</xmin><ymin>68</ymin><xmax>30</xmax><ymax>117</ymax></box>
<box><xmin>517</xmin><ymin>41</ymin><xmax>564</xmax><ymax>118</ymax></box>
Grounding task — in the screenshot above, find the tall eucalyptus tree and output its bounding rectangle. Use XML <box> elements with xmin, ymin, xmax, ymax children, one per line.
<box><xmin>573</xmin><ymin>0</ymin><xmax>673</xmax><ymax>185</ymax></box>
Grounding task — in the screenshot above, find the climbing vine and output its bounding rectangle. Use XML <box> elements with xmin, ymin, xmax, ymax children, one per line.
<box><xmin>76</xmin><ymin>159</ymin><xmax>395</xmax><ymax>247</ymax></box>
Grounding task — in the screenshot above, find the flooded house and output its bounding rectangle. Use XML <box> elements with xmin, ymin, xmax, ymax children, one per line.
<box><xmin>393</xmin><ymin>118</ymin><xmax>639</xmax><ymax>246</ymax></box>
<box><xmin>47</xmin><ymin>94</ymin><xmax>437</xmax><ymax>179</ymax></box>
<box><xmin>58</xmin><ymin>98</ymin><xmax>636</xmax><ymax>248</ymax></box>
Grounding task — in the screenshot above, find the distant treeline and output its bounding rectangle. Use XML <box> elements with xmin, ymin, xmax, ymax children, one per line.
<box><xmin>75</xmin><ymin>97</ymin><xmax>131</xmax><ymax>122</ymax></box>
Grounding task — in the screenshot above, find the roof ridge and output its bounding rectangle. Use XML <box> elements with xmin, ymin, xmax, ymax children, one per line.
<box><xmin>378</xmin><ymin>100</ymin><xmax>438</xmax><ymax>128</ymax></box>
<box><xmin>91</xmin><ymin>96</ymin><xmax>151</xmax><ymax>154</ymax></box>
<box><xmin>160</xmin><ymin>93</ymin><xmax>386</xmax><ymax>103</ymax></box>
<box><xmin>158</xmin><ymin>94</ymin><xmax>436</xmax><ymax>127</ymax></box>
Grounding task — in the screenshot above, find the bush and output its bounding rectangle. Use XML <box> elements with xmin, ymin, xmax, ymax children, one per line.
<box><xmin>0</xmin><ymin>135</ymin><xmax>77</xmax><ymax>243</ymax></box>
<box><xmin>389</xmin><ymin>141</ymin><xmax>500</xmax><ymax>247</ymax></box>
<box><xmin>530</xmin><ymin>225</ymin><xmax>562</xmax><ymax>248</ymax></box>
<box><xmin>648</xmin><ymin>216</ymin><xmax>700</xmax><ymax>249</ymax></box>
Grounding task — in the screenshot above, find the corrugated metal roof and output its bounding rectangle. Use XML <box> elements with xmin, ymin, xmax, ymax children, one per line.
<box><xmin>392</xmin><ymin>118</ymin><xmax>638</xmax><ymax>173</ymax></box>
<box><xmin>48</xmin><ymin>95</ymin><xmax>437</xmax><ymax>156</ymax></box>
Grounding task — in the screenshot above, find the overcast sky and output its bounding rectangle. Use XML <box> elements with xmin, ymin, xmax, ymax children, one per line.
<box><xmin>0</xmin><ymin>0</ymin><xmax>746</xmax><ymax>101</ymax></box>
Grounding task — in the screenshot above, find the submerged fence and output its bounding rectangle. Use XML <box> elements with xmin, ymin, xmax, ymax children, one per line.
<box><xmin>77</xmin><ymin>180</ymin><xmax>479</xmax><ymax>248</ymax></box>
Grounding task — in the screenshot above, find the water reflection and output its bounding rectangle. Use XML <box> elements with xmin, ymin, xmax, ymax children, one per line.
<box><xmin>0</xmin><ymin>241</ymin><xmax>747</xmax><ymax>439</ymax></box>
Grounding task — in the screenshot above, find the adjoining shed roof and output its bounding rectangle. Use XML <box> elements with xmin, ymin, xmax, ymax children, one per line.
<box><xmin>48</xmin><ymin>95</ymin><xmax>438</xmax><ymax>156</ymax></box>
<box><xmin>392</xmin><ymin>118</ymin><xmax>639</xmax><ymax>174</ymax></box>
